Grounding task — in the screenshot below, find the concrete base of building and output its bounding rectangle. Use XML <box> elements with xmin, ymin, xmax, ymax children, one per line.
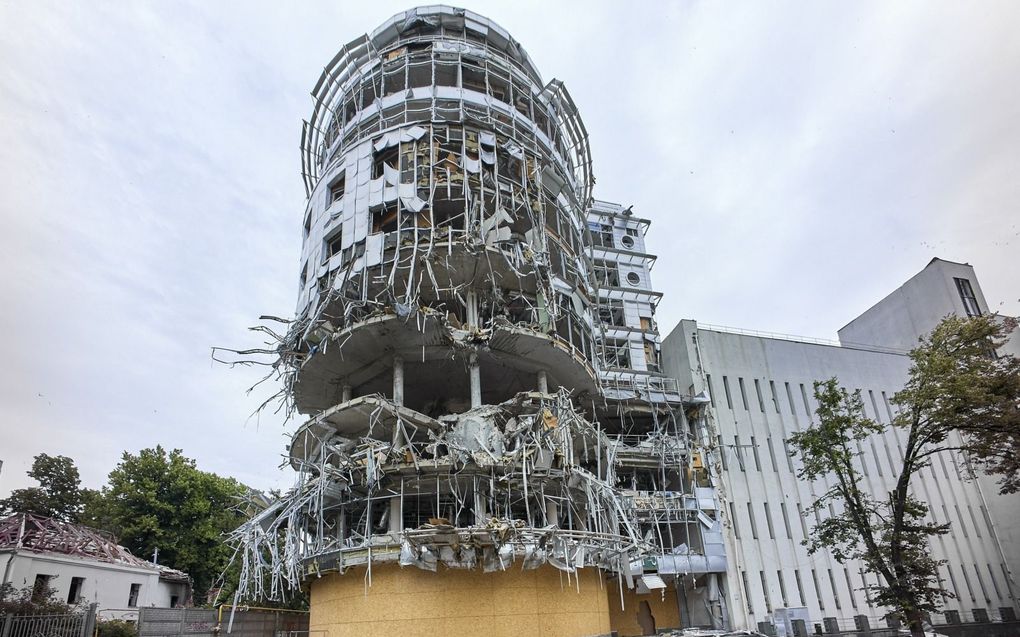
<box><xmin>308</xmin><ymin>563</ymin><xmax>613</xmax><ymax>637</ymax></box>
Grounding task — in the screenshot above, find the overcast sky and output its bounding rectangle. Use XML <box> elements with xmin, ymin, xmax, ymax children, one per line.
<box><xmin>2</xmin><ymin>1</ymin><xmax>1018</xmax><ymax>497</ymax></box>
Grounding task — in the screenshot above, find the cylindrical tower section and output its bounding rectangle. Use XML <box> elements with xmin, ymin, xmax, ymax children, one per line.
<box><xmin>289</xmin><ymin>5</ymin><xmax>597</xmax><ymax>415</ymax></box>
<box><xmin>230</xmin><ymin>10</ymin><xmax>659</xmax><ymax>637</ymax></box>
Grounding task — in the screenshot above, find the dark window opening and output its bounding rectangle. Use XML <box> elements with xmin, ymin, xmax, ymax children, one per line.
<box><xmin>738</xmin><ymin>377</ymin><xmax>750</xmax><ymax>411</ymax></box>
<box><xmin>462</xmin><ymin>64</ymin><xmax>486</xmax><ymax>93</ymax></box>
<box><xmin>372</xmin><ymin>146</ymin><xmax>399</xmax><ymax>179</ymax></box>
<box><xmin>754</xmin><ymin>378</ymin><xmax>765</xmax><ymax>412</ymax></box>
<box><xmin>67</xmin><ymin>577</ymin><xmax>84</xmax><ymax>604</ymax></box>
<box><xmin>128</xmin><ymin>583</ymin><xmax>141</xmax><ymax>608</ymax></box>
<box><xmin>170</xmin><ymin>595</ymin><xmax>179</xmax><ymax>608</ymax></box>
<box><xmin>371</xmin><ymin>202</ymin><xmax>399</xmax><ymax>234</ymax></box>
<box><xmin>33</xmin><ymin>574</ymin><xmax>53</xmax><ymax>601</ymax></box>
<box><xmin>434</xmin><ymin>61</ymin><xmax>457</xmax><ymax>88</ymax></box>
<box><xmin>488</xmin><ymin>76</ymin><xmax>509</xmax><ymax>102</ymax></box>
<box><xmin>431</xmin><ymin>200</ymin><xmax>464</xmax><ymax>231</ymax></box>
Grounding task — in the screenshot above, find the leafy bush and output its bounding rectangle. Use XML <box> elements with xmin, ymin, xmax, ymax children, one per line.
<box><xmin>97</xmin><ymin>619</ymin><xmax>138</xmax><ymax>637</ymax></box>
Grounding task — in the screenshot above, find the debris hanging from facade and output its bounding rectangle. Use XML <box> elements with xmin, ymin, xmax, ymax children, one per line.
<box><xmin>216</xmin><ymin>6</ymin><xmax>728</xmax><ymax>634</ymax></box>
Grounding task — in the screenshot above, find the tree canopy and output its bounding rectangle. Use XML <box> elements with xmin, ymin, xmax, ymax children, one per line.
<box><xmin>908</xmin><ymin>314</ymin><xmax>1020</xmax><ymax>494</ymax></box>
<box><xmin>788</xmin><ymin>313</ymin><xmax>1020</xmax><ymax>636</ymax></box>
<box><xmin>81</xmin><ymin>446</ymin><xmax>249</xmax><ymax>603</ymax></box>
<box><xmin>787</xmin><ymin>313</ymin><xmax>1020</xmax><ymax>635</ymax></box>
<box><xmin>0</xmin><ymin>454</ymin><xmax>92</xmax><ymax>521</ymax></box>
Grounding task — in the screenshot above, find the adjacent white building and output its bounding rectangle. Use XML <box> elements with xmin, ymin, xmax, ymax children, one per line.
<box><xmin>0</xmin><ymin>513</ymin><xmax>191</xmax><ymax>619</ymax></box>
<box><xmin>661</xmin><ymin>257</ymin><xmax>1020</xmax><ymax>630</ymax></box>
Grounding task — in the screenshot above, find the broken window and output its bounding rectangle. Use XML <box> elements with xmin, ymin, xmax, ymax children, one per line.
<box><xmin>434</xmin><ymin>59</ymin><xmax>457</xmax><ymax>88</ymax></box>
<box><xmin>430</xmin><ymin>199</ymin><xmax>464</xmax><ymax>231</ymax></box>
<box><xmin>592</xmin><ymin>259</ymin><xmax>620</xmax><ymax>287</ymax></box>
<box><xmin>399</xmin><ymin>142</ymin><xmax>416</xmax><ymax>183</ymax></box>
<box><xmin>462</xmin><ymin>62</ymin><xmax>486</xmax><ymax>93</ymax></box>
<box><xmin>620</xmin><ymin>234</ymin><xmax>635</xmax><ymax>249</ymax></box>
<box><xmin>590</xmin><ymin>223</ymin><xmax>614</xmax><ymax>248</ymax></box>
<box><xmin>644</xmin><ymin>341</ymin><xmax>659</xmax><ymax>372</ymax></box>
<box><xmin>603</xmin><ymin>338</ymin><xmax>631</xmax><ymax>369</ymax></box>
<box><xmin>626</xmin><ymin>271</ymin><xmax>641</xmax><ymax>286</ymax></box>
<box><xmin>372</xmin><ymin>146</ymin><xmax>399</xmax><ymax>180</ymax></box>
<box><xmin>505</xmin><ymin>293</ymin><xmax>537</xmax><ymax>325</ymax></box>
<box><xmin>329</xmin><ymin>174</ymin><xmax>346</xmax><ymax>204</ymax></box>
<box><xmin>127</xmin><ymin>583</ymin><xmax>141</xmax><ymax>607</ymax></box>
<box><xmin>497</xmin><ymin>143</ymin><xmax>523</xmax><ymax>183</ymax></box>
<box><xmin>598</xmin><ymin>298</ymin><xmax>625</xmax><ymax>327</ymax></box>
<box><xmin>32</xmin><ymin>574</ymin><xmax>52</xmax><ymax>601</ymax></box>
<box><xmin>371</xmin><ymin>202</ymin><xmax>399</xmax><ymax>234</ymax></box>
<box><xmin>325</xmin><ymin>229</ymin><xmax>343</xmax><ymax>260</ymax></box>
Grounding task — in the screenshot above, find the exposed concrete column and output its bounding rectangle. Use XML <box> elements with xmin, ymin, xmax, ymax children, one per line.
<box><xmin>336</xmin><ymin>511</ymin><xmax>346</xmax><ymax>543</ymax></box>
<box><xmin>388</xmin><ymin>497</ymin><xmax>402</xmax><ymax>536</ymax></box>
<box><xmin>465</xmin><ymin>290</ymin><xmax>479</xmax><ymax>328</ymax></box>
<box><xmin>392</xmin><ymin>355</ymin><xmax>404</xmax><ymax>406</ymax></box>
<box><xmin>469</xmin><ymin>352</ymin><xmax>481</xmax><ymax>408</ymax></box>
<box><xmin>537</xmin><ymin>370</ymin><xmax>548</xmax><ymax>394</ymax></box>
<box><xmin>473</xmin><ymin>490</ymin><xmax>487</xmax><ymax>525</ymax></box>
<box><xmin>341</xmin><ymin>384</ymin><xmax>352</xmax><ymax>402</ymax></box>
<box><xmin>545</xmin><ymin>499</ymin><xmax>559</xmax><ymax>527</ymax></box>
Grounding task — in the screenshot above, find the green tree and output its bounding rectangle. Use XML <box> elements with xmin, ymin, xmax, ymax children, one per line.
<box><xmin>788</xmin><ymin>314</ymin><xmax>1020</xmax><ymax>637</ymax></box>
<box><xmin>0</xmin><ymin>580</ymin><xmax>78</xmax><ymax>615</ymax></box>
<box><xmin>82</xmin><ymin>446</ymin><xmax>249</xmax><ymax>604</ymax></box>
<box><xmin>0</xmin><ymin>454</ymin><xmax>93</xmax><ymax>521</ymax></box>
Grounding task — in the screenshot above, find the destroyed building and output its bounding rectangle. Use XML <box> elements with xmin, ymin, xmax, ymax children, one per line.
<box><xmin>221</xmin><ymin>6</ymin><xmax>1019</xmax><ymax>636</ymax></box>
<box><xmin>0</xmin><ymin>513</ymin><xmax>192</xmax><ymax>618</ymax></box>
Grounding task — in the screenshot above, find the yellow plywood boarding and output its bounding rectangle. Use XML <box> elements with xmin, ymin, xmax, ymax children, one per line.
<box><xmin>309</xmin><ymin>564</ymin><xmax>611</xmax><ymax>637</ymax></box>
<box><xmin>607</xmin><ymin>583</ymin><xmax>682</xmax><ymax>636</ymax></box>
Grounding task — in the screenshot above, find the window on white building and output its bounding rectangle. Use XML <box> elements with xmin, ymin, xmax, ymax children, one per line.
<box><xmin>67</xmin><ymin>577</ymin><xmax>84</xmax><ymax>604</ymax></box>
<box><xmin>954</xmin><ymin>277</ymin><xmax>981</xmax><ymax>316</ymax></box>
<box><xmin>328</xmin><ymin>173</ymin><xmax>346</xmax><ymax>204</ymax></box>
<box><xmin>128</xmin><ymin>583</ymin><xmax>141</xmax><ymax>608</ymax></box>
<box><xmin>32</xmin><ymin>574</ymin><xmax>53</xmax><ymax>601</ymax></box>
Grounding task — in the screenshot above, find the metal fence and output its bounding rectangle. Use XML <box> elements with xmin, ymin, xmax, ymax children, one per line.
<box><xmin>137</xmin><ymin>607</ymin><xmax>309</xmax><ymax>637</ymax></box>
<box><xmin>0</xmin><ymin>604</ymin><xmax>97</xmax><ymax>637</ymax></box>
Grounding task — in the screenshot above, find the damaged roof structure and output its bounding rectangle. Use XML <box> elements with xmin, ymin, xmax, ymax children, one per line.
<box><xmin>0</xmin><ymin>513</ymin><xmax>191</xmax><ymax>616</ymax></box>
<box><xmin>216</xmin><ymin>6</ymin><xmax>728</xmax><ymax>636</ymax></box>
